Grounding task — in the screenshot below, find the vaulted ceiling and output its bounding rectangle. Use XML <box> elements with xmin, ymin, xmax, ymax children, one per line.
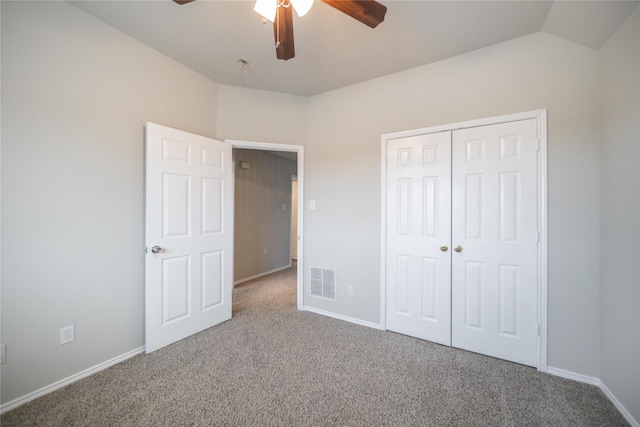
<box><xmin>71</xmin><ymin>1</ymin><xmax>639</xmax><ymax>96</ymax></box>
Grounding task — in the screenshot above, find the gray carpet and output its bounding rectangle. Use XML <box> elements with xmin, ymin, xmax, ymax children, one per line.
<box><xmin>2</xmin><ymin>265</ymin><xmax>628</xmax><ymax>426</ymax></box>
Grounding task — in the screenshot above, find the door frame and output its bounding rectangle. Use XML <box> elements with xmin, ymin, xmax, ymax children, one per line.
<box><xmin>227</xmin><ymin>139</ymin><xmax>304</xmax><ymax>311</ymax></box>
<box><xmin>380</xmin><ymin>109</ymin><xmax>548</xmax><ymax>371</ymax></box>
<box><xmin>290</xmin><ymin>175</ymin><xmax>299</xmax><ymax>262</ymax></box>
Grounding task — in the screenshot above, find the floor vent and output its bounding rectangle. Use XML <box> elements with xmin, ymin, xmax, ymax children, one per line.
<box><xmin>310</xmin><ymin>267</ymin><xmax>336</xmax><ymax>300</ymax></box>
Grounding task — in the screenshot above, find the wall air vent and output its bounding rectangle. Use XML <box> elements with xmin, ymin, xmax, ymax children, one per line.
<box><xmin>310</xmin><ymin>267</ymin><xmax>336</xmax><ymax>300</ymax></box>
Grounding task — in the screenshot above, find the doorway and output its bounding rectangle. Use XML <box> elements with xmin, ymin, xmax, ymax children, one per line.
<box><xmin>145</xmin><ymin>127</ymin><xmax>304</xmax><ymax>353</ymax></box>
<box><xmin>228</xmin><ymin>140</ymin><xmax>304</xmax><ymax>311</ymax></box>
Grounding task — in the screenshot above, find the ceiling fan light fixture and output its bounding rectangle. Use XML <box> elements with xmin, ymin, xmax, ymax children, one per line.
<box><xmin>291</xmin><ymin>0</ymin><xmax>313</xmax><ymax>17</ymax></box>
<box><xmin>254</xmin><ymin>0</ymin><xmax>277</xmax><ymax>22</ymax></box>
<box><xmin>254</xmin><ymin>0</ymin><xmax>313</xmax><ymax>22</ymax></box>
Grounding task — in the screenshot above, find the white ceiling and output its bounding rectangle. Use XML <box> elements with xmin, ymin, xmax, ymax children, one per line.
<box><xmin>70</xmin><ymin>0</ymin><xmax>639</xmax><ymax>96</ymax></box>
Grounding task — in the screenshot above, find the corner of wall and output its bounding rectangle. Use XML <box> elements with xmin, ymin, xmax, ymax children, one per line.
<box><xmin>598</xmin><ymin>5</ymin><xmax>640</xmax><ymax>425</ymax></box>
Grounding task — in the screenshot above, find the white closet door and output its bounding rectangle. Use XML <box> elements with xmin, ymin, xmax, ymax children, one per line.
<box><xmin>451</xmin><ymin>119</ymin><xmax>539</xmax><ymax>367</ymax></box>
<box><xmin>386</xmin><ymin>132</ymin><xmax>452</xmax><ymax>345</ymax></box>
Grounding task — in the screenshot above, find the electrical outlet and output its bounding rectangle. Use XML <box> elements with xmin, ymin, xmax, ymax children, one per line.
<box><xmin>347</xmin><ymin>286</ymin><xmax>354</xmax><ymax>296</ymax></box>
<box><xmin>60</xmin><ymin>325</ymin><xmax>75</xmax><ymax>345</ymax></box>
<box><xmin>263</xmin><ymin>248</ymin><xmax>267</xmax><ymax>255</ymax></box>
<box><xmin>1</xmin><ymin>344</ymin><xmax>6</xmax><ymax>364</ymax></box>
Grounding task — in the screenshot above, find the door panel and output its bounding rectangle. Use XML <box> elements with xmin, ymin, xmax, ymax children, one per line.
<box><xmin>451</xmin><ymin>119</ymin><xmax>539</xmax><ymax>367</ymax></box>
<box><xmin>202</xmin><ymin>178</ymin><xmax>223</xmax><ymax>234</ymax></box>
<box><xmin>162</xmin><ymin>255</ymin><xmax>190</xmax><ymax>323</ymax></box>
<box><xmin>202</xmin><ymin>251</ymin><xmax>223</xmax><ymax>309</ymax></box>
<box><xmin>386</xmin><ymin>132</ymin><xmax>452</xmax><ymax>346</ymax></box>
<box><xmin>145</xmin><ymin>123</ymin><xmax>233</xmax><ymax>353</ymax></box>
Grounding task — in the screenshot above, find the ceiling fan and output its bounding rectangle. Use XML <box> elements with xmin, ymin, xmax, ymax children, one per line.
<box><xmin>173</xmin><ymin>0</ymin><xmax>387</xmax><ymax>60</ymax></box>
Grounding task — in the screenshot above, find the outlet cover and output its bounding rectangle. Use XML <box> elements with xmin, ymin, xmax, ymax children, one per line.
<box><xmin>60</xmin><ymin>325</ymin><xmax>75</xmax><ymax>345</ymax></box>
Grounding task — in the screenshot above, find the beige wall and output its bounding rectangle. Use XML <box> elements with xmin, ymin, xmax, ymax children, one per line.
<box><xmin>216</xmin><ymin>85</ymin><xmax>307</xmax><ymax>145</ymax></box>
<box><xmin>305</xmin><ymin>32</ymin><xmax>602</xmax><ymax>376</ymax></box>
<box><xmin>1</xmin><ymin>1</ymin><xmax>219</xmax><ymax>403</ymax></box>
<box><xmin>233</xmin><ymin>149</ymin><xmax>297</xmax><ymax>282</ymax></box>
<box><xmin>600</xmin><ymin>7</ymin><xmax>640</xmax><ymax>422</ymax></box>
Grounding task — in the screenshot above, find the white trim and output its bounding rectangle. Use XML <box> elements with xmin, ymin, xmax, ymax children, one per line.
<box><xmin>546</xmin><ymin>366</ymin><xmax>600</xmax><ymax>386</ymax></box>
<box><xmin>0</xmin><ymin>346</ymin><xmax>144</xmax><ymax>414</ymax></box>
<box><xmin>536</xmin><ymin>110</ymin><xmax>549</xmax><ymax>372</ymax></box>
<box><xmin>547</xmin><ymin>366</ymin><xmax>640</xmax><ymax>427</ymax></box>
<box><xmin>600</xmin><ymin>381</ymin><xmax>640</xmax><ymax>427</ymax></box>
<box><xmin>383</xmin><ymin>110</ymin><xmax>548</xmax><ymax>141</ymax></box>
<box><xmin>380</xmin><ymin>109</ymin><xmax>548</xmax><ymax>371</ymax></box>
<box><xmin>226</xmin><ymin>140</ymin><xmax>304</xmax><ymax>311</ymax></box>
<box><xmin>234</xmin><ymin>263</ymin><xmax>292</xmax><ymax>286</ymax></box>
<box><xmin>302</xmin><ymin>306</ymin><xmax>384</xmax><ymax>331</ymax></box>
<box><xmin>227</xmin><ymin>140</ymin><xmax>302</xmax><ymax>153</ymax></box>
<box><xmin>380</xmin><ymin>134</ymin><xmax>388</xmax><ymax>330</ymax></box>
<box><xmin>290</xmin><ymin>174</ymin><xmax>298</xmax><ymax>263</ymax></box>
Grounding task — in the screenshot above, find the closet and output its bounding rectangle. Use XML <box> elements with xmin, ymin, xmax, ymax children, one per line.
<box><xmin>384</xmin><ymin>116</ymin><xmax>543</xmax><ymax>367</ymax></box>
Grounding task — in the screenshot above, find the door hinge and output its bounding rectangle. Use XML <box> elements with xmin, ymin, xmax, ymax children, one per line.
<box><xmin>535</xmin><ymin>138</ymin><xmax>540</xmax><ymax>151</ymax></box>
<box><xmin>537</xmin><ymin>324</ymin><xmax>541</xmax><ymax>336</ymax></box>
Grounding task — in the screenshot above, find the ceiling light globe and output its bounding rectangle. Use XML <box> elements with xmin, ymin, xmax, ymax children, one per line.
<box><xmin>291</xmin><ymin>0</ymin><xmax>313</xmax><ymax>17</ymax></box>
<box><xmin>254</xmin><ymin>0</ymin><xmax>276</xmax><ymax>22</ymax></box>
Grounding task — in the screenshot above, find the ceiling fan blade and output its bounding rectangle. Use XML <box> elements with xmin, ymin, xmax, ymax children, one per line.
<box><xmin>173</xmin><ymin>0</ymin><xmax>196</xmax><ymax>4</ymax></box>
<box><xmin>274</xmin><ymin>4</ymin><xmax>295</xmax><ymax>60</ymax></box>
<box><xmin>321</xmin><ymin>0</ymin><xmax>387</xmax><ymax>28</ymax></box>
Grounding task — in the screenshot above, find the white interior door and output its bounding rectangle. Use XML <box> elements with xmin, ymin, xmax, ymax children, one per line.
<box><xmin>451</xmin><ymin>119</ymin><xmax>539</xmax><ymax>367</ymax></box>
<box><xmin>386</xmin><ymin>132</ymin><xmax>452</xmax><ymax>345</ymax></box>
<box><xmin>145</xmin><ymin>123</ymin><xmax>233</xmax><ymax>353</ymax></box>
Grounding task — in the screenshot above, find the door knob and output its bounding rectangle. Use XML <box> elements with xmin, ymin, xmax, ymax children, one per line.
<box><xmin>454</xmin><ymin>245</ymin><xmax>463</xmax><ymax>253</ymax></box>
<box><xmin>151</xmin><ymin>246</ymin><xmax>164</xmax><ymax>254</ymax></box>
<box><xmin>440</xmin><ymin>245</ymin><xmax>448</xmax><ymax>252</ymax></box>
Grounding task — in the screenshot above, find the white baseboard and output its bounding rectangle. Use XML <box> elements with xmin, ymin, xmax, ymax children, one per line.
<box><xmin>302</xmin><ymin>305</ymin><xmax>384</xmax><ymax>331</ymax></box>
<box><xmin>0</xmin><ymin>346</ymin><xmax>144</xmax><ymax>414</ymax></box>
<box><xmin>546</xmin><ymin>366</ymin><xmax>600</xmax><ymax>386</ymax></box>
<box><xmin>234</xmin><ymin>263</ymin><xmax>292</xmax><ymax>286</ymax></box>
<box><xmin>599</xmin><ymin>381</ymin><xmax>640</xmax><ymax>427</ymax></box>
<box><xmin>547</xmin><ymin>366</ymin><xmax>639</xmax><ymax>427</ymax></box>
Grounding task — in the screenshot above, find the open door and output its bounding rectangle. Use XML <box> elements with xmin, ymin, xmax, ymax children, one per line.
<box><xmin>145</xmin><ymin>123</ymin><xmax>233</xmax><ymax>353</ymax></box>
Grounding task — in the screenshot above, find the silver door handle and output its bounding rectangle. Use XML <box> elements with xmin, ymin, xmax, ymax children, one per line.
<box><xmin>454</xmin><ymin>245</ymin><xmax>463</xmax><ymax>253</ymax></box>
<box><xmin>151</xmin><ymin>246</ymin><xmax>163</xmax><ymax>254</ymax></box>
<box><xmin>440</xmin><ymin>245</ymin><xmax>448</xmax><ymax>252</ymax></box>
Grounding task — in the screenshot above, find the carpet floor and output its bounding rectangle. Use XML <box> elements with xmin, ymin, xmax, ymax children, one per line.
<box><xmin>2</xmin><ymin>265</ymin><xmax>628</xmax><ymax>426</ymax></box>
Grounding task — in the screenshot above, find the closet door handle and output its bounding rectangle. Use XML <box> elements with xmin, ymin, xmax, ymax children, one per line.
<box><xmin>454</xmin><ymin>245</ymin><xmax>463</xmax><ymax>253</ymax></box>
<box><xmin>440</xmin><ymin>245</ymin><xmax>448</xmax><ymax>252</ymax></box>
